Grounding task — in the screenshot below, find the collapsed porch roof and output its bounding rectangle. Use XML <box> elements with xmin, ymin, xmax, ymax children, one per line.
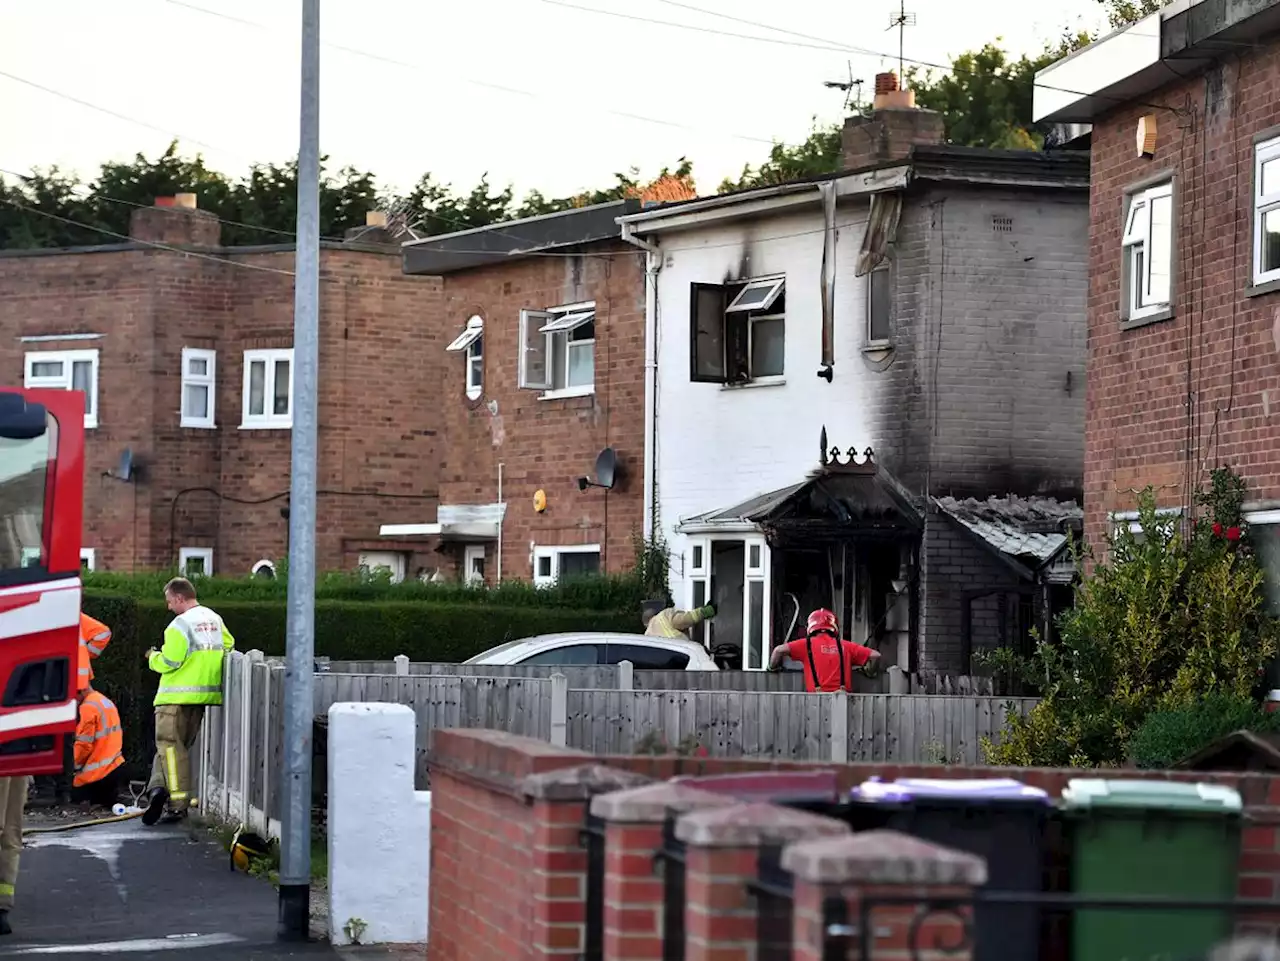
<box><xmin>677</xmin><ymin>467</ymin><xmax>920</xmax><ymax>539</ymax></box>
<box><xmin>933</xmin><ymin>494</ymin><xmax>1082</xmax><ymax>581</ymax></box>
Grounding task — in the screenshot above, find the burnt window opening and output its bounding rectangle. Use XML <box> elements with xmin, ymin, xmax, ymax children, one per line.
<box><xmin>689</xmin><ymin>277</ymin><xmax>785</xmax><ymax>385</ymax></box>
<box><xmin>867</xmin><ymin>265</ymin><xmax>892</xmax><ymax>344</ymax></box>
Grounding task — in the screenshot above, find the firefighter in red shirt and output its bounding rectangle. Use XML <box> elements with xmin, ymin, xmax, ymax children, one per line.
<box><xmin>768</xmin><ymin>609</ymin><xmax>880</xmax><ymax>693</ymax></box>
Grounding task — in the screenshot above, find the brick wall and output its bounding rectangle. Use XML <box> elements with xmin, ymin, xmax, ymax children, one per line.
<box><xmin>434</xmin><ymin>245</ymin><xmax>646</xmax><ymax>582</ymax></box>
<box><xmin>1085</xmin><ymin>46</ymin><xmax>1280</xmax><ymax>547</ymax></box>
<box><xmin>0</xmin><ymin>227</ymin><xmax>444</xmax><ymax>576</ymax></box>
<box><xmin>428</xmin><ymin>729</ymin><xmax>1280</xmax><ymax>960</ymax></box>
<box><xmin>919</xmin><ymin>510</ymin><xmax>1027</xmax><ymax>671</ymax></box>
<box><xmin>873</xmin><ymin>185</ymin><xmax>1088</xmax><ymax>500</ymax></box>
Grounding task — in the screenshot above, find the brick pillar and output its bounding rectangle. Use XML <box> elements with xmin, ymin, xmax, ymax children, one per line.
<box><xmin>676</xmin><ymin>802</ymin><xmax>851</xmax><ymax>961</ymax></box>
<box><xmin>783</xmin><ymin>830</ymin><xmax>987</xmax><ymax>961</ymax></box>
<box><xmin>591</xmin><ymin>782</ymin><xmax>738</xmax><ymax>961</ymax></box>
<box><xmin>521</xmin><ymin>764</ymin><xmax>653</xmax><ymax>960</ymax></box>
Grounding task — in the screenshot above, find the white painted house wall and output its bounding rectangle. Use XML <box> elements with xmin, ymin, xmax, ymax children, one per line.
<box><xmin>646</xmin><ymin>202</ymin><xmax>883</xmax><ymax>660</ymax></box>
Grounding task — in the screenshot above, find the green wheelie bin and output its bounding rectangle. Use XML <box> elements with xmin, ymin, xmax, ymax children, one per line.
<box><xmin>1060</xmin><ymin>778</ymin><xmax>1243</xmax><ymax>961</ymax></box>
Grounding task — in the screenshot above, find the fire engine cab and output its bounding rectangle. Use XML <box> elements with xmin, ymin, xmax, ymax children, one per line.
<box><xmin>0</xmin><ymin>388</ymin><xmax>83</xmax><ymax>777</ymax></box>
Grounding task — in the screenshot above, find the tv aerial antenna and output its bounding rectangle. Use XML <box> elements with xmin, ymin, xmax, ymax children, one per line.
<box><xmin>886</xmin><ymin>0</ymin><xmax>916</xmax><ymax>80</ymax></box>
<box><xmin>823</xmin><ymin>61</ymin><xmax>864</xmax><ymax>113</ymax></box>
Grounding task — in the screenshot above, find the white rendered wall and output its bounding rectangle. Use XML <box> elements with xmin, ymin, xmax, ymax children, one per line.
<box><xmin>327</xmin><ymin>702</ymin><xmax>431</xmax><ymax>946</ymax></box>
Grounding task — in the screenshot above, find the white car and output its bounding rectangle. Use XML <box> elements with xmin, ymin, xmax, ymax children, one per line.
<box><xmin>463</xmin><ymin>632</ymin><xmax>719</xmax><ymax>671</ymax></box>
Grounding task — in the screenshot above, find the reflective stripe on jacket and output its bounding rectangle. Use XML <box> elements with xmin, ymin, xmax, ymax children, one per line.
<box><xmin>78</xmin><ymin>614</ymin><xmax>112</xmax><ymax>687</ymax></box>
<box><xmin>644</xmin><ymin>608</ymin><xmax>704</xmax><ymax>639</ymax></box>
<box><xmin>73</xmin><ymin>691</ymin><xmax>124</xmax><ymax>787</ymax></box>
<box><xmin>149</xmin><ymin>605</ymin><xmax>236</xmax><ymax>706</ymax></box>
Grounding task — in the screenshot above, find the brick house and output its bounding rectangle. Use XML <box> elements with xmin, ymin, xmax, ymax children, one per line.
<box><xmin>1033</xmin><ymin>0</ymin><xmax>1280</xmax><ymax>610</ymax></box>
<box><xmin>620</xmin><ymin>74</ymin><xmax>1089</xmax><ymax>672</ymax></box>
<box><xmin>382</xmin><ymin>201</ymin><xmax>648</xmax><ymax>587</ymax></box>
<box><xmin>0</xmin><ymin>197</ymin><xmax>443</xmax><ymax>577</ymax></box>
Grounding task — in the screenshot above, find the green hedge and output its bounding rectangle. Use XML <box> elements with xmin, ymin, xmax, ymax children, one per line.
<box><xmin>1129</xmin><ymin>693</ymin><xmax>1280</xmax><ymax>769</ymax></box>
<box><xmin>81</xmin><ymin>568</ymin><xmax>651</xmax><ymax>611</ymax></box>
<box><xmin>82</xmin><ymin>592</ymin><xmax>637</xmax><ymax>778</ymax></box>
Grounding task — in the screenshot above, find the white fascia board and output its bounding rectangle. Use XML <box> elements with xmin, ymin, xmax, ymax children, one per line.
<box><xmin>379</xmin><ymin>523</ymin><xmax>442</xmax><ymax>537</ymax></box>
<box><xmin>1033</xmin><ymin>12</ymin><xmax>1162</xmax><ymax>123</ymax></box>
<box><xmin>619</xmin><ymin>165</ymin><xmax>910</xmax><ymax>237</ymax></box>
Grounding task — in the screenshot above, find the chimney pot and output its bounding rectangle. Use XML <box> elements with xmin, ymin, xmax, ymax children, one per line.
<box><xmin>875</xmin><ymin>72</ymin><xmax>899</xmax><ymax>95</ymax></box>
<box><xmin>366</xmin><ymin>210</ymin><xmax>389</xmax><ymax>228</ymax></box>
<box><xmin>154</xmin><ymin>197</ymin><xmax>177</xmax><ymax>208</ymax></box>
<box><xmin>174</xmin><ymin>193</ymin><xmax>197</xmax><ymax>210</ymax></box>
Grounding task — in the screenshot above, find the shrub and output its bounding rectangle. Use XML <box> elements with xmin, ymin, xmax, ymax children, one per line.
<box><xmin>985</xmin><ymin>469</ymin><xmax>1280</xmax><ymax>768</ymax></box>
<box><xmin>1130</xmin><ymin>694</ymin><xmax>1280</xmax><ymax>770</ymax></box>
<box><xmin>84</xmin><ymin>592</ymin><xmax>637</xmax><ymax>777</ymax></box>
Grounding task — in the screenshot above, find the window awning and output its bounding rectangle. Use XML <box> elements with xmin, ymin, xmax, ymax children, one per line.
<box><xmin>379</xmin><ymin>502</ymin><xmax>507</xmax><ymax>542</ymax></box>
<box><xmin>539</xmin><ymin>310</ymin><xmax>595</xmax><ymax>334</ymax></box>
<box><xmin>445</xmin><ymin>316</ymin><xmax>484</xmax><ymax>353</ymax></box>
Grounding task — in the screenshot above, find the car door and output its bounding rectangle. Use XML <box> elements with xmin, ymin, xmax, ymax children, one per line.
<box><xmin>517</xmin><ymin>643</ymin><xmax>602</xmax><ymax>666</ymax></box>
<box><xmin>605</xmin><ymin>643</ymin><xmax>690</xmax><ymax>670</ymax></box>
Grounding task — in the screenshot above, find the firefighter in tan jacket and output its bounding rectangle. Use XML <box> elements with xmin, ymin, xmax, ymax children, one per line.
<box><xmin>642</xmin><ymin>600</ymin><xmax>716</xmax><ymax>638</ymax></box>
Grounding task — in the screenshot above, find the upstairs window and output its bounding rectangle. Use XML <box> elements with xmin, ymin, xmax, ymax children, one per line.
<box><xmin>180</xmin><ymin>347</ymin><xmax>216</xmax><ymax>428</ymax></box>
<box><xmin>1121</xmin><ymin>180</ymin><xmax>1173</xmax><ymax>323</ymax></box>
<box><xmin>241</xmin><ymin>348</ymin><xmax>293</xmax><ymax>429</ymax></box>
<box><xmin>445</xmin><ymin>315</ymin><xmax>484</xmax><ymax>400</ymax></box>
<box><xmin>24</xmin><ymin>349</ymin><xmax>99</xmax><ymax>428</ymax></box>
<box><xmin>1255</xmin><ymin>136</ymin><xmax>1280</xmax><ymax>287</ymax></box>
<box><xmin>867</xmin><ymin>265</ymin><xmax>892</xmax><ymax>344</ymax></box>
<box><xmin>518</xmin><ymin>302</ymin><xmax>595</xmax><ymax>396</ymax></box>
<box><xmin>690</xmin><ymin>276</ymin><xmax>785</xmax><ymax>385</ymax></box>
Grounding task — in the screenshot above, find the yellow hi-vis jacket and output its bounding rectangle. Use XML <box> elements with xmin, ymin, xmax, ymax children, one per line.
<box><xmin>645</xmin><ymin>608</ymin><xmax>707</xmax><ymax>639</ymax></box>
<box><xmin>149</xmin><ymin>605</ymin><xmax>235</xmax><ymax>706</ymax></box>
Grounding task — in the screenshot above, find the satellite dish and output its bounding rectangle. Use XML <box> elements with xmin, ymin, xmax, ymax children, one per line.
<box><xmin>594</xmin><ymin>448</ymin><xmax>617</xmax><ymax>489</ymax></box>
<box><xmin>117</xmin><ymin>448</ymin><xmax>134</xmax><ymax>482</ymax></box>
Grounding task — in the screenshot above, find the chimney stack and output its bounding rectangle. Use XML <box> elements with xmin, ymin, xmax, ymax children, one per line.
<box><xmin>841</xmin><ymin>70</ymin><xmax>944</xmax><ymax>170</ymax></box>
<box><xmin>342</xmin><ymin>209</ymin><xmax>399</xmax><ymax>246</ymax></box>
<box><xmin>129</xmin><ymin>194</ymin><xmax>221</xmax><ymax>247</ymax></box>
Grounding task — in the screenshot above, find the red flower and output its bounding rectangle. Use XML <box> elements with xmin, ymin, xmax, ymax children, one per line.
<box><xmin>696</xmin><ymin>745</ymin><xmax>708</xmax><ymax>758</ymax></box>
<box><xmin>1227</xmin><ymin>526</ymin><xmax>1242</xmax><ymax>541</ymax></box>
<box><xmin>1212</xmin><ymin>523</ymin><xmax>1224</xmax><ymax>536</ymax></box>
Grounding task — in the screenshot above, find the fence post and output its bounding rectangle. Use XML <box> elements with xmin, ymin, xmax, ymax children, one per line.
<box><xmin>618</xmin><ymin>660</ymin><xmax>634</xmax><ymax>692</ymax></box>
<box><xmin>394</xmin><ymin>655</ymin><xmax>410</xmax><ymax>676</ymax></box>
<box><xmin>241</xmin><ymin>651</ymin><xmax>263</xmax><ymax>827</ymax></box>
<box><xmin>829</xmin><ymin>692</ymin><xmax>849</xmax><ymax>763</ymax></box>
<box><xmin>886</xmin><ymin>665</ymin><xmax>909</xmax><ymax>695</ymax></box>
<box><xmin>221</xmin><ymin>652</ymin><xmax>234</xmax><ymax>820</ymax></box>
<box><xmin>549</xmin><ymin>673</ymin><xmax>568</xmax><ymax>748</ymax></box>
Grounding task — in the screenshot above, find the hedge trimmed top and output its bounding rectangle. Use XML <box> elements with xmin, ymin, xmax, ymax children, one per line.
<box><xmin>82</xmin><ymin>567</ymin><xmax>648</xmax><ymax>611</ymax></box>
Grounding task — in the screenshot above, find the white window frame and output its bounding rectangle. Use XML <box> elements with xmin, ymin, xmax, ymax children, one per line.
<box><xmin>463</xmin><ymin>544</ymin><xmax>486</xmax><ymax>586</ymax></box>
<box><xmin>180</xmin><ymin>347</ymin><xmax>217</xmax><ymax>429</ymax></box>
<box><xmin>686</xmin><ymin>537</ymin><xmax>712</xmax><ymax>649</ymax></box>
<box><xmin>445</xmin><ymin>315</ymin><xmax>485</xmax><ymax>401</ymax></box>
<box><xmin>24</xmin><ymin>349</ymin><xmax>99</xmax><ymax>429</ymax></box>
<box><xmin>79</xmin><ymin>548</ymin><xmax>96</xmax><ymax>571</ymax></box>
<box><xmin>519</xmin><ymin>301</ymin><xmax>596</xmax><ymax>399</ymax></box>
<box><xmin>866</xmin><ymin>264</ymin><xmax>891</xmax><ymax>345</ymax></box>
<box><xmin>178</xmin><ymin>546</ymin><xmax>214</xmax><ymax>578</ymax></box>
<box><xmin>241</xmin><ymin>348</ymin><xmax>294</xmax><ymax>430</ymax></box>
<box><xmin>358</xmin><ymin>551</ymin><xmax>406</xmax><ymax>583</ymax></box>
<box><xmin>532</xmin><ymin>543</ymin><xmax>601</xmax><ymax>587</ymax></box>
<box><xmin>1254</xmin><ymin>136</ymin><xmax>1280</xmax><ymax>287</ymax></box>
<box><xmin>1122</xmin><ymin>180</ymin><xmax>1174</xmax><ymax>322</ymax></box>
<box><xmin>690</xmin><ymin>276</ymin><xmax>786</xmax><ymax>387</ymax></box>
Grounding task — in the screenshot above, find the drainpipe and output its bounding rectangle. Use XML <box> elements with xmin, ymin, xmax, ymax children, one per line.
<box><xmin>620</xmin><ymin>221</ymin><xmax>661</xmax><ymax>541</ymax></box>
<box><xmin>496</xmin><ymin>462</ymin><xmax>504</xmax><ymax>582</ymax></box>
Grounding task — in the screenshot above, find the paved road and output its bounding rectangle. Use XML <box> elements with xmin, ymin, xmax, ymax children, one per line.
<box><xmin>4</xmin><ymin>818</ymin><xmax>339</xmax><ymax>960</ymax></box>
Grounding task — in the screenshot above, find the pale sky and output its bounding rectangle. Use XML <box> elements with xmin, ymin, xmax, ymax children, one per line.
<box><xmin>0</xmin><ymin>0</ymin><xmax>1108</xmax><ymax>204</ymax></box>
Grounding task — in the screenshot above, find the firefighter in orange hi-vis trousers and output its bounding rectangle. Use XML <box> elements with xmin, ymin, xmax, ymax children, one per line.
<box><xmin>0</xmin><ymin>776</ymin><xmax>27</xmax><ymax>935</ymax></box>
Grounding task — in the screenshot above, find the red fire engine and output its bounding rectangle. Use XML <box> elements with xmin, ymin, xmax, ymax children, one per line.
<box><xmin>0</xmin><ymin>388</ymin><xmax>83</xmax><ymax>776</ymax></box>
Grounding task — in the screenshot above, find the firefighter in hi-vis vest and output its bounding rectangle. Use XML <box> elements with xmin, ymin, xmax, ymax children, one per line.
<box><xmin>72</xmin><ymin>682</ymin><xmax>126</xmax><ymax>807</ymax></box>
<box><xmin>142</xmin><ymin>577</ymin><xmax>235</xmax><ymax>826</ymax></box>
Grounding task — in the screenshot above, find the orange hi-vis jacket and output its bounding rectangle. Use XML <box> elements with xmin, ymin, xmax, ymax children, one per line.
<box><xmin>78</xmin><ymin>613</ymin><xmax>112</xmax><ymax>688</ymax></box>
<box><xmin>73</xmin><ymin>690</ymin><xmax>124</xmax><ymax>788</ymax></box>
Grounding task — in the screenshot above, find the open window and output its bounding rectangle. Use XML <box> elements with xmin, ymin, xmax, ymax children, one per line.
<box><xmin>690</xmin><ymin>277</ymin><xmax>785</xmax><ymax>385</ymax></box>
<box><xmin>1121</xmin><ymin>180</ymin><xmax>1173</xmax><ymax>323</ymax></box>
<box><xmin>446</xmin><ymin>316</ymin><xmax>484</xmax><ymax>400</ymax></box>
<box><xmin>519</xmin><ymin>303</ymin><xmax>595</xmax><ymax>395</ymax></box>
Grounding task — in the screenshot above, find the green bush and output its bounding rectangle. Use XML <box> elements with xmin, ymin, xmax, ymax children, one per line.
<box><xmin>986</xmin><ymin>468</ymin><xmax>1280</xmax><ymax>768</ymax></box>
<box><xmin>82</xmin><ymin>566</ymin><xmax>648</xmax><ymax>611</ymax></box>
<box><xmin>83</xmin><ymin>592</ymin><xmax>637</xmax><ymax>778</ymax></box>
<box><xmin>1130</xmin><ymin>693</ymin><xmax>1280</xmax><ymax>770</ymax></box>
